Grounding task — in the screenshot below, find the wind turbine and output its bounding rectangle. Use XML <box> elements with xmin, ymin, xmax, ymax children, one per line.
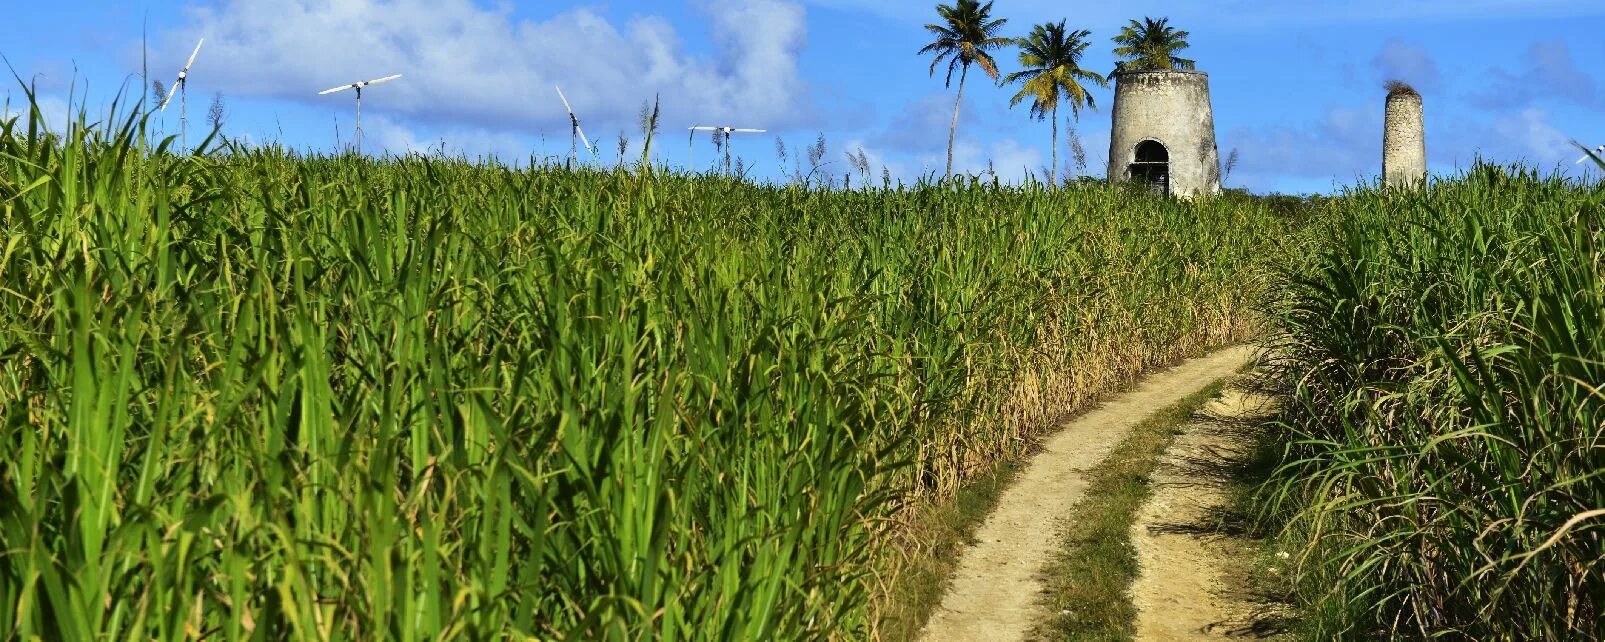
<box><xmin>1575</xmin><ymin>144</ymin><xmax>1604</xmax><ymax>166</ymax></box>
<box><xmin>555</xmin><ymin>86</ymin><xmax>596</xmax><ymax>165</ymax></box>
<box><xmin>158</xmin><ymin>38</ymin><xmax>204</xmax><ymax>151</ymax></box>
<box><xmin>318</xmin><ymin>74</ymin><xmax>402</xmax><ymax>155</ymax></box>
<box><xmin>688</xmin><ymin>125</ymin><xmax>766</xmax><ymax>174</ymax></box>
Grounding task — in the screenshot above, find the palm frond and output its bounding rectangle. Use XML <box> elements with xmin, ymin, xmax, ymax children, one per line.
<box><xmin>926</xmin><ymin>49</ymin><xmax>948</xmax><ymax>76</ymax></box>
<box><xmin>975</xmin><ymin>53</ymin><xmax>1001</xmax><ymax>81</ymax></box>
<box><xmin>1110</xmin><ymin>16</ymin><xmax>1197</xmax><ymax>74</ymax></box>
<box><xmin>919</xmin><ymin>0</ymin><xmax>1009</xmax><ymax>84</ymax></box>
<box><xmin>1005</xmin><ymin>20</ymin><xmax>1102</xmax><ymax>122</ymax></box>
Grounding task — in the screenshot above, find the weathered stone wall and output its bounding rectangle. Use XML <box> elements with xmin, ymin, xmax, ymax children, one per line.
<box><xmin>1383</xmin><ymin>93</ymin><xmax>1426</xmax><ymax>189</ymax></box>
<box><xmin>1107</xmin><ymin>70</ymin><xmax>1221</xmax><ymax>198</ymax></box>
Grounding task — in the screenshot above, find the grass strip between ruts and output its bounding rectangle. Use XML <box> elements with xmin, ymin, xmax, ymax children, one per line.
<box><xmin>1031</xmin><ymin>379</ymin><xmax>1231</xmax><ymax>641</ymax></box>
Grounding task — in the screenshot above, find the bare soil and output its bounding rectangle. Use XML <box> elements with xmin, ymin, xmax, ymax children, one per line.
<box><xmin>916</xmin><ymin>346</ymin><xmax>1257</xmax><ymax>642</ymax></box>
<box><xmin>1129</xmin><ymin>385</ymin><xmax>1288</xmax><ymax>641</ymax></box>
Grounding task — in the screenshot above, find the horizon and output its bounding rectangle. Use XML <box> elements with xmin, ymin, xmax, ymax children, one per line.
<box><xmin>4</xmin><ymin>0</ymin><xmax>1602</xmax><ymax>194</ymax></box>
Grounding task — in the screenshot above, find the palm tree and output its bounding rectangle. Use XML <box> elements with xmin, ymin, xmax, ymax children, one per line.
<box><xmin>919</xmin><ymin>0</ymin><xmax>1010</xmax><ymax>178</ymax></box>
<box><xmin>1109</xmin><ymin>17</ymin><xmax>1195</xmax><ymax>77</ymax></box>
<box><xmin>1004</xmin><ymin>21</ymin><xmax>1106</xmax><ymax>186</ymax></box>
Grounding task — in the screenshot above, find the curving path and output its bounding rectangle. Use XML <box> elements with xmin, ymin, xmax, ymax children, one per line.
<box><xmin>917</xmin><ymin>346</ymin><xmax>1257</xmax><ymax>642</ymax></box>
<box><xmin>1130</xmin><ymin>386</ymin><xmax>1283</xmax><ymax>641</ymax></box>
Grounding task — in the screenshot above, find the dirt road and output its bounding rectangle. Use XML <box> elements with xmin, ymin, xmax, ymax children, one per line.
<box><xmin>917</xmin><ymin>346</ymin><xmax>1257</xmax><ymax>642</ymax></box>
<box><xmin>1129</xmin><ymin>386</ymin><xmax>1281</xmax><ymax>641</ymax></box>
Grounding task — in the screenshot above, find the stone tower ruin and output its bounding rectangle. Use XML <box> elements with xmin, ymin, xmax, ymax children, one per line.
<box><xmin>1107</xmin><ymin>69</ymin><xmax>1221</xmax><ymax>198</ymax></box>
<box><xmin>1382</xmin><ymin>81</ymin><xmax>1426</xmax><ymax>189</ymax></box>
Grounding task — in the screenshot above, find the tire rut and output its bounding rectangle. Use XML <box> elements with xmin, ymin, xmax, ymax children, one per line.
<box><xmin>917</xmin><ymin>346</ymin><xmax>1257</xmax><ymax>642</ymax></box>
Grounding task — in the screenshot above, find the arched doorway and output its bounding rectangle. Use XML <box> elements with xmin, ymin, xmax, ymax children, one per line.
<box><xmin>1128</xmin><ymin>140</ymin><xmax>1169</xmax><ymax>195</ymax></box>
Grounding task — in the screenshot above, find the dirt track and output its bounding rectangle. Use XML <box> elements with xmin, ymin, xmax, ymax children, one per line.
<box><xmin>1129</xmin><ymin>386</ymin><xmax>1281</xmax><ymax>641</ymax></box>
<box><xmin>917</xmin><ymin>346</ymin><xmax>1257</xmax><ymax>642</ymax></box>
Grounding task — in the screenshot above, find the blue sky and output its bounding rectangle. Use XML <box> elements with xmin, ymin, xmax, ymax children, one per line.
<box><xmin>4</xmin><ymin>0</ymin><xmax>1602</xmax><ymax>193</ymax></box>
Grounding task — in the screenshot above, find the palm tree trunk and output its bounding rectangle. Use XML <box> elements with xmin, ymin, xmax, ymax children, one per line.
<box><xmin>1050</xmin><ymin>104</ymin><xmax>1059</xmax><ymax>187</ymax></box>
<box><xmin>947</xmin><ymin>63</ymin><xmax>969</xmax><ymax>179</ymax></box>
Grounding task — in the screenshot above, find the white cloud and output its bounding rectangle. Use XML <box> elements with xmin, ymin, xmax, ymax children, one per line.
<box><xmin>840</xmin><ymin>137</ymin><xmax>883</xmax><ymax>165</ymax></box>
<box><xmin>873</xmin><ymin>91</ymin><xmax>974</xmax><ymax>154</ymax></box>
<box><xmin>363</xmin><ymin>114</ymin><xmax>428</xmax><ymax>155</ymax></box>
<box><xmin>166</xmin><ymin>0</ymin><xmax>810</xmax><ymax>136</ymax></box>
<box><xmin>1483</xmin><ymin>108</ymin><xmax>1573</xmax><ymax>168</ymax></box>
<box><xmin>816</xmin><ymin>133</ymin><xmax>1044</xmax><ymax>185</ymax></box>
<box><xmin>917</xmin><ymin>137</ymin><xmax>1043</xmax><ymax>183</ymax></box>
<box><xmin>850</xmin><ymin>85</ymin><xmax>1069</xmax><ymax>184</ymax></box>
<box><xmin>1476</xmin><ymin>40</ymin><xmax>1600</xmax><ymax>109</ymax></box>
<box><xmin>1225</xmin><ymin>102</ymin><xmax>1592</xmax><ymax>193</ymax></box>
<box><xmin>2</xmin><ymin>93</ymin><xmax>71</xmax><ymax>133</ymax></box>
<box><xmin>1371</xmin><ymin>39</ymin><xmax>1439</xmax><ymax>93</ymax></box>
<box><xmin>1423</xmin><ymin>108</ymin><xmax>1600</xmax><ymax>179</ymax></box>
<box><xmin>1074</xmin><ymin>124</ymin><xmax>1111</xmax><ymax>179</ymax></box>
<box><xmin>1010</xmin><ymin>118</ymin><xmax>1108</xmax><ymax>181</ymax></box>
<box><xmin>1222</xmin><ymin>106</ymin><xmax>1381</xmax><ymax>191</ymax></box>
<box><xmin>984</xmin><ymin>138</ymin><xmax>1045</xmax><ymax>181</ymax></box>
<box><xmin>361</xmin><ymin>113</ymin><xmax>558</xmax><ymax>163</ymax></box>
<box><xmin>800</xmin><ymin>0</ymin><xmax>1605</xmax><ymax>30</ymax></box>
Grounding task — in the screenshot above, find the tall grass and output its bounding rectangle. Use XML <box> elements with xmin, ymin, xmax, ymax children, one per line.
<box><xmin>1265</xmin><ymin>164</ymin><xmax>1605</xmax><ymax>639</ymax></box>
<box><xmin>0</xmin><ymin>97</ymin><xmax>1294</xmax><ymax>638</ymax></box>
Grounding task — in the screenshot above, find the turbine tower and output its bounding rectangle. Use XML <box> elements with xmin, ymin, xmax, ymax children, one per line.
<box><xmin>555</xmin><ymin>86</ymin><xmax>596</xmax><ymax>165</ymax></box>
<box><xmin>688</xmin><ymin>125</ymin><xmax>766</xmax><ymax>174</ymax></box>
<box><xmin>158</xmin><ymin>38</ymin><xmax>205</xmax><ymax>152</ymax></box>
<box><xmin>318</xmin><ymin>74</ymin><xmax>403</xmax><ymax>155</ymax></box>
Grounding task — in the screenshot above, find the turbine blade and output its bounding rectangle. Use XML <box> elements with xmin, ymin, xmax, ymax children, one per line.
<box><xmin>319</xmin><ymin>83</ymin><xmax>355</xmax><ymax>95</ymax></box>
<box><xmin>555</xmin><ymin>86</ymin><xmax>575</xmax><ymax>115</ymax></box>
<box><xmin>688</xmin><ymin>126</ymin><xmax>718</xmax><ymax>131</ymax></box>
<box><xmin>159</xmin><ymin>79</ymin><xmax>181</xmax><ymax>111</ymax></box>
<box><xmin>577</xmin><ymin>125</ymin><xmax>595</xmax><ymax>155</ymax></box>
<box><xmin>364</xmin><ymin>74</ymin><xmax>402</xmax><ymax>86</ymax></box>
<box><xmin>731</xmin><ymin>128</ymin><xmax>766</xmax><ymax>133</ymax></box>
<box><xmin>183</xmin><ymin>38</ymin><xmax>204</xmax><ymax>72</ymax></box>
